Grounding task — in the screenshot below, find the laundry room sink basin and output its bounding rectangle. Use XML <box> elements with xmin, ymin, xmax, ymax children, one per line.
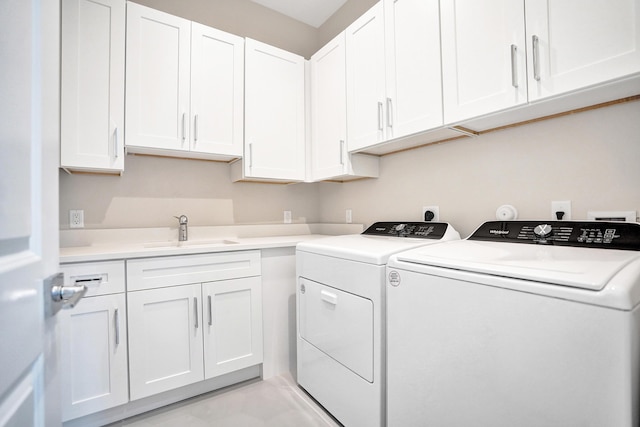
<box><xmin>143</xmin><ymin>239</ymin><xmax>239</xmax><ymax>249</ymax></box>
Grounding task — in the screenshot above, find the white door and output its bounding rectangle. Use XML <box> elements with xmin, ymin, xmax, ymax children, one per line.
<box><xmin>440</xmin><ymin>0</ymin><xmax>527</xmax><ymax>123</ymax></box>
<box><xmin>127</xmin><ymin>284</ymin><xmax>204</xmax><ymax>400</ymax></box>
<box><xmin>60</xmin><ymin>0</ymin><xmax>125</xmax><ymax>172</ymax></box>
<box><xmin>384</xmin><ymin>0</ymin><xmax>443</xmax><ymax>139</ymax></box>
<box><xmin>244</xmin><ymin>39</ymin><xmax>306</xmax><ymax>181</ymax></box>
<box><xmin>202</xmin><ymin>277</ymin><xmax>263</xmax><ymax>379</ymax></box>
<box><xmin>526</xmin><ymin>0</ymin><xmax>640</xmax><ymax>101</ymax></box>
<box><xmin>125</xmin><ymin>3</ymin><xmax>191</xmax><ymax>151</ymax></box>
<box><xmin>190</xmin><ymin>23</ymin><xmax>244</xmax><ymax>157</ymax></box>
<box><xmin>346</xmin><ymin>2</ymin><xmax>386</xmax><ymax>152</ymax></box>
<box><xmin>310</xmin><ymin>32</ymin><xmax>348</xmax><ymax>180</ymax></box>
<box><xmin>0</xmin><ymin>0</ymin><xmax>61</xmax><ymax>425</ymax></box>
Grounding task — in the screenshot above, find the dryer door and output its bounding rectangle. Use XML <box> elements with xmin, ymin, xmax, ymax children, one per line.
<box><xmin>299</xmin><ymin>278</ymin><xmax>374</xmax><ymax>382</ymax></box>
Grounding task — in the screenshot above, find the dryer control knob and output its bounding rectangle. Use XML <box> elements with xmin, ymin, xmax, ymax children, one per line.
<box><xmin>534</xmin><ymin>224</ymin><xmax>553</xmax><ymax>238</ymax></box>
<box><xmin>395</xmin><ymin>223</ymin><xmax>406</xmax><ymax>232</ymax></box>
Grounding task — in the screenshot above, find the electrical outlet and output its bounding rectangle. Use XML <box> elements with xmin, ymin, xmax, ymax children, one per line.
<box><xmin>346</xmin><ymin>209</ymin><xmax>353</xmax><ymax>224</ymax></box>
<box><xmin>69</xmin><ymin>209</ymin><xmax>84</xmax><ymax>228</ymax></box>
<box><xmin>284</xmin><ymin>210</ymin><xmax>292</xmax><ymax>224</ymax></box>
<box><xmin>551</xmin><ymin>201</ymin><xmax>571</xmax><ymax>220</ymax></box>
<box><xmin>422</xmin><ymin>206</ymin><xmax>440</xmax><ymax>222</ymax></box>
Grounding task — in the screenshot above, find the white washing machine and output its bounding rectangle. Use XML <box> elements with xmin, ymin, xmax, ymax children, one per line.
<box><xmin>386</xmin><ymin>220</ymin><xmax>640</xmax><ymax>427</ymax></box>
<box><xmin>296</xmin><ymin>222</ymin><xmax>460</xmax><ymax>427</ymax></box>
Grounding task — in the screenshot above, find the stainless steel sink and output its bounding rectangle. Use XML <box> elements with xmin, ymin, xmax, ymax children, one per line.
<box><xmin>143</xmin><ymin>239</ymin><xmax>238</xmax><ymax>249</ymax></box>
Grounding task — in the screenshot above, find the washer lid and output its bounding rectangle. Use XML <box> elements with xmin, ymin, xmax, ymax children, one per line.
<box><xmin>394</xmin><ymin>240</ymin><xmax>640</xmax><ymax>291</ymax></box>
<box><xmin>297</xmin><ymin>223</ymin><xmax>460</xmax><ymax>265</ymax></box>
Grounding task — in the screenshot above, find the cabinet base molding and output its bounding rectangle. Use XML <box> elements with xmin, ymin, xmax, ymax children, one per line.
<box><xmin>62</xmin><ymin>365</ymin><xmax>261</xmax><ymax>427</ymax></box>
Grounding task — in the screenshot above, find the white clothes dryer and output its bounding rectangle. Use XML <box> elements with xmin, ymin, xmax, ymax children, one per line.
<box><xmin>386</xmin><ymin>220</ymin><xmax>640</xmax><ymax>427</ymax></box>
<box><xmin>296</xmin><ymin>222</ymin><xmax>460</xmax><ymax>427</ymax></box>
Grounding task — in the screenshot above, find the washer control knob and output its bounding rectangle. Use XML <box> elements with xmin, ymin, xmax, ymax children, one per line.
<box><xmin>534</xmin><ymin>224</ymin><xmax>553</xmax><ymax>238</ymax></box>
<box><xmin>395</xmin><ymin>223</ymin><xmax>406</xmax><ymax>232</ymax></box>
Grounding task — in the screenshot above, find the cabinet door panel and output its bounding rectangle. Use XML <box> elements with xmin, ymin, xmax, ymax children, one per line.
<box><xmin>128</xmin><ymin>284</ymin><xmax>204</xmax><ymax>400</ymax></box>
<box><xmin>526</xmin><ymin>0</ymin><xmax>640</xmax><ymax>101</ymax></box>
<box><xmin>60</xmin><ymin>294</ymin><xmax>128</xmax><ymax>421</ymax></box>
<box><xmin>384</xmin><ymin>0</ymin><xmax>443</xmax><ymax>138</ymax></box>
<box><xmin>61</xmin><ymin>0</ymin><xmax>124</xmax><ymax>171</ymax></box>
<box><xmin>441</xmin><ymin>0</ymin><xmax>527</xmax><ymax>123</ymax></box>
<box><xmin>346</xmin><ymin>2</ymin><xmax>386</xmax><ymax>151</ymax></box>
<box><xmin>311</xmin><ymin>33</ymin><xmax>347</xmax><ymax>180</ymax></box>
<box><xmin>245</xmin><ymin>39</ymin><xmax>305</xmax><ymax>180</ymax></box>
<box><xmin>203</xmin><ymin>277</ymin><xmax>263</xmax><ymax>378</ymax></box>
<box><xmin>126</xmin><ymin>3</ymin><xmax>190</xmax><ymax>150</ymax></box>
<box><xmin>191</xmin><ymin>23</ymin><xmax>244</xmax><ymax>156</ymax></box>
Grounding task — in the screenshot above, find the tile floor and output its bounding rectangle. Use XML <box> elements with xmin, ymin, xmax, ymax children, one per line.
<box><xmin>106</xmin><ymin>374</ymin><xmax>342</xmax><ymax>427</ymax></box>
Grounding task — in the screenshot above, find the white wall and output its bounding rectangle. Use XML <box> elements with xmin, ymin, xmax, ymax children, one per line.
<box><xmin>319</xmin><ymin>100</ymin><xmax>640</xmax><ymax>238</ymax></box>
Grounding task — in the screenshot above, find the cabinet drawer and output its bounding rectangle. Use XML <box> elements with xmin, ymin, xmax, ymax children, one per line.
<box><xmin>127</xmin><ymin>250</ymin><xmax>261</xmax><ymax>291</ymax></box>
<box><xmin>60</xmin><ymin>260</ymin><xmax>125</xmax><ymax>296</ymax></box>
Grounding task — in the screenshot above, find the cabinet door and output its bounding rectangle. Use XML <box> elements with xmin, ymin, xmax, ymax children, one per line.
<box><xmin>60</xmin><ymin>294</ymin><xmax>128</xmax><ymax>421</ymax></box>
<box><xmin>61</xmin><ymin>0</ymin><xmax>125</xmax><ymax>172</ymax></box>
<box><xmin>440</xmin><ymin>0</ymin><xmax>527</xmax><ymax>123</ymax></box>
<box><xmin>190</xmin><ymin>23</ymin><xmax>244</xmax><ymax>157</ymax></box>
<box><xmin>346</xmin><ymin>2</ymin><xmax>386</xmax><ymax>152</ymax></box>
<box><xmin>203</xmin><ymin>277</ymin><xmax>263</xmax><ymax>379</ymax></box>
<box><xmin>310</xmin><ymin>32</ymin><xmax>348</xmax><ymax>180</ymax></box>
<box><xmin>125</xmin><ymin>3</ymin><xmax>190</xmax><ymax>151</ymax></box>
<box><xmin>128</xmin><ymin>284</ymin><xmax>204</xmax><ymax>400</ymax></box>
<box><xmin>384</xmin><ymin>0</ymin><xmax>443</xmax><ymax>139</ymax></box>
<box><xmin>245</xmin><ymin>39</ymin><xmax>305</xmax><ymax>180</ymax></box>
<box><xmin>526</xmin><ymin>0</ymin><xmax>640</xmax><ymax>101</ymax></box>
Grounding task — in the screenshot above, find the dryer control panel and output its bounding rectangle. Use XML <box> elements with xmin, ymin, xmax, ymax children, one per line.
<box><xmin>363</xmin><ymin>222</ymin><xmax>448</xmax><ymax>239</ymax></box>
<box><xmin>469</xmin><ymin>221</ymin><xmax>640</xmax><ymax>251</ymax></box>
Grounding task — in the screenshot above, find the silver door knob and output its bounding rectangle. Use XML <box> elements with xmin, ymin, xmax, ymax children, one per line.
<box><xmin>51</xmin><ymin>284</ymin><xmax>87</xmax><ymax>309</ymax></box>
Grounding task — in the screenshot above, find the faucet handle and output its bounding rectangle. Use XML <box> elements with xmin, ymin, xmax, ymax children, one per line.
<box><xmin>174</xmin><ymin>215</ymin><xmax>188</xmax><ymax>224</ymax></box>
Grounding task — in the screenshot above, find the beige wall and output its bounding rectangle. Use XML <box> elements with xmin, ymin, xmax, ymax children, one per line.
<box><xmin>61</xmin><ymin>101</ymin><xmax>640</xmax><ymax>233</ymax></box>
<box><xmin>319</xmin><ymin>100</ymin><xmax>640</xmax><ymax>238</ymax></box>
<box><xmin>131</xmin><ymin>0</ymin><xmax>319</xmax><ymax>58</ymax></box>
<box><xmin>317</xmin><ymin>0</ymin><xmax>378</xmax><ymax>48</ymax></box>
<box><xmin>59</xmin><ymin>156</ymin><xmax>320</xmax><ymax>228</ymax></box>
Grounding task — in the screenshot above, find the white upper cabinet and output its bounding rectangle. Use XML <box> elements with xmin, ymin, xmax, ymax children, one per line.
<box><xmin>310</xmin><ymin>32</ymin><xmax>379</xmax><ymax>181</ymax></box>
<box><xmin>525</xmin><ymin>0</ymin><xmax>640</xmax><ymax>102</ymax></box>
<box><xmin>242</xmin><ymin>38</ymin><xmax>306</xmax><ymax>181</ymax></box>
<box><xmin>190</xmin><ymin>23</ymin><xmax>244</xmax><ymax>157</ymax></box>
<box><xmin>346</xmin><ymin>2</ymin><xmax>387</xmax><ymax>152</ymax></box>
<box><xmin>126</xmin><ymin>3</ymin><xmax>243</xmax><ymax>160</ymax></box>
<box><xmin>61</xmin><ymin>0</ymin><xmax>125</xmax><ymax>173</ymax></box>
<box><xmin>311</xmin><ymin>33</ymin><xmax>348</xmax><ymax>180</ymax></box>
<box><xmin>384</xmin><ymin>0</ymin><xmax>443</xmax><ymax>139</ymax></box>
<box><xmin>126</xmin><ymin>3</ymin><xmax>190</xmax><ymax>152</ymax></box>
<box><xmin>346</xmin><ymin>0</ymin><xmax>444</xmax><ymax>152</ymax></box>
<box><xmin>440</xmin><ymin>0</ymin><xmax>527</xmax><ymax>124</ymax></box>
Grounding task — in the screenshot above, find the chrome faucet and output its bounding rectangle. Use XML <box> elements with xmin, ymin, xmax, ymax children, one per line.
<box><xmin>174</xmin><ymin>215</ymin><xmax>188</xmax><ymax>241</ymax></box>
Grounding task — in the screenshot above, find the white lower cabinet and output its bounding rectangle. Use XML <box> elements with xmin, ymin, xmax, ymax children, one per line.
<box><xmin>59</xmin><ymin>261</ymin><xmax>128</xmax><ymax>422</ymax></box>
<box><xmin>127</xmin><ymin>251</ymin><xmax>263</xmax><ymax>400</ymax></box>
<box><xmin>127</xmin><ymin>284</ymin><xmax>205</xmax><ymax>400</ymax></box>
<box><xmin>203</xmin><ymin>277</ymin><xmax>263</xmax><ymax>379</ymax></box>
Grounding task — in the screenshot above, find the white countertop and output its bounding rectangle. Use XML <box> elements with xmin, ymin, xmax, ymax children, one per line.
<box><xmin>60</xmin><ymin>223</ymin><xmax>364</xmax><ymax>263</ymax></box>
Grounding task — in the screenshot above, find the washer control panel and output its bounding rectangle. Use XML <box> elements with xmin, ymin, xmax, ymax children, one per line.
<box><xmin>469</xmin><ymin>221</ymin><xmax>640</xmax><ymax>251</ymax></box>
<box><xmin>362</xmin><ymin>222</ymin><xmax>448</xmax><ymax>239</ymax></box>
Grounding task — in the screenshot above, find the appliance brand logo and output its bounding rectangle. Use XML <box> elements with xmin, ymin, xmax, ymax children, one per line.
<box><xmin>388</xmin><ymin>270</ymin><xmax>401</xmax><ymax>287</ymax></box>
<box><xmin>489</xmin><ymin>229</ymin><xmax>510</xmax><ymax>235</ymax></box>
